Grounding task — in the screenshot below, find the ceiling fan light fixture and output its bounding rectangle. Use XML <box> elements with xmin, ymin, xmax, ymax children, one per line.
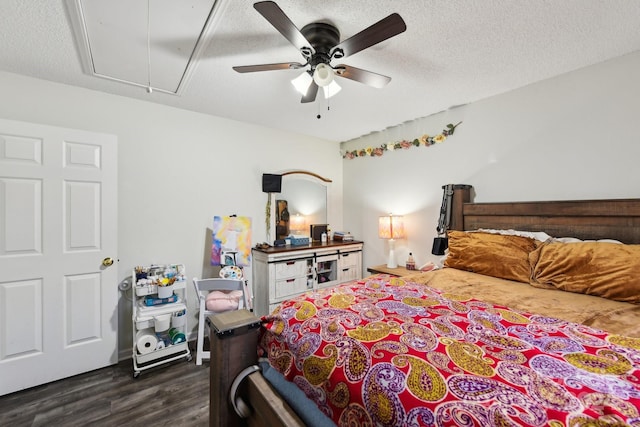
<box><xmin>291</xmin><ymin>71</ymin><xmax>313</xmax><ymax>96</ymax></box>
<box><xmin>323</xmin><ymin>80</ymin><xmax>341</xmax><ymax>99</ymax></box>
<box><xmin>235</xmin><ymin>3</ymin><xmax>406</xmax><ymax>103</ymax></box>
<box><xmin>313</xmin><ymin>63</ymin><xmax>334</xmax><ymax>87</ymax></box>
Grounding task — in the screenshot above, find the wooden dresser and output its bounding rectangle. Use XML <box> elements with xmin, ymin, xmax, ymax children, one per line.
<box><xmin>252</xmin><ymin>241</ymin><xmax>363</xmax><ymax>316</ymax></box>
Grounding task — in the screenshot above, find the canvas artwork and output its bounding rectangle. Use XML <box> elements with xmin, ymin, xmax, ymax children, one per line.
<box><xmin>211</xmin><ymin>216</ymin><xmax>252</xmax><ymax>267</ymax></box>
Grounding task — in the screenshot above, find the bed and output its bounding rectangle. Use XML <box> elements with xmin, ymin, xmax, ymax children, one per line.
<box><xmin>211</xmin><ymin>193</ymin><xmax>640</xmax><ymax>427</ymax></box>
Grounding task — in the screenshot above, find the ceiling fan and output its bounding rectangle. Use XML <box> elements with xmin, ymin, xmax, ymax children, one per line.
<box><xmin>233</xmin><ymin>1</ymin><xmax>407</xmax><ymax>103</ymax></box>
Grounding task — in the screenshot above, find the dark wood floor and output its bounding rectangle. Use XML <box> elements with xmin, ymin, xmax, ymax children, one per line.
<box><xmin>0</xmin><ymin>349</ymin><xmax>210</xmax><ymax>426</ymax></box>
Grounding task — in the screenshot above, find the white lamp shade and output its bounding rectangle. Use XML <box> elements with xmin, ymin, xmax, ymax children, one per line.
<box><xmin>313</xmin><ymin>63</ymin><xmax>334</xmax><ymax>87</ymax></box>
<box><xmin>379</xmin><ymin>214</ymin><xmax>404</xmax><ymax>268</ymax></box>
<box><xmin>378</xmin><ymin>215</ymin><xmax>405</xmax><ymax>239</ymax></box>
<box><xmin>291</xmin><ymin>71</ymin><xmax>313</xmax><ymax>95</ymax></box>
<box><xmin>322</xmin><ymin>80</ymin><xmax>341</xmax><ymax>98</ymax></box>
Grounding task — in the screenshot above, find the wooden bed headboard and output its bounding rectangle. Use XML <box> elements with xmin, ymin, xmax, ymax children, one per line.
<box><xmin>454</xmin><ymin>197</ymin><xmax>640</xmax><ymax>244</ymax></box>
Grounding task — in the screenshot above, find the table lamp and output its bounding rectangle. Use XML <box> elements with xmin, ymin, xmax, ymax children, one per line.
<box><xmin>378</xmin><ymin>214</ymin><xmax>405</xmax><ymax>268</ymax></box>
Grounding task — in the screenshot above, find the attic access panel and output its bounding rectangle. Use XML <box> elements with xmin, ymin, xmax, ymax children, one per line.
<box><xmin>68</xmin><ymin>0</ymin><xmax>221</xmax><ymax>94</ymax></box>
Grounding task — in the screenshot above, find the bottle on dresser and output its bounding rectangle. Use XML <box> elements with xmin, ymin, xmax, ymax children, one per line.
<box><xmin>406</xmin><ymin>252</ymin><xmax>416</xmax><ymax>270</ymax></box>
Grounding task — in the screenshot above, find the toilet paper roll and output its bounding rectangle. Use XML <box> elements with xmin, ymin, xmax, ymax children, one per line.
<box><xmin>136</xmin><ymin>329</ymin><xmax>158</xmax><ymax>355</ymax></box>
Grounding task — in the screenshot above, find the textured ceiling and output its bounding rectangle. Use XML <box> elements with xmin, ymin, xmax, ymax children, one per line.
<box><xmin>1</xmin><ymin>0</ymin><xmax>639</xmax><ymax>142</ymax></box>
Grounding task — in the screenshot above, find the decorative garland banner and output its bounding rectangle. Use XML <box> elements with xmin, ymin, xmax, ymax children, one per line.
<box><xmin>342</xmin><ymin>121</ymin><xmax>462</xmax><ymax>159</ymax></box>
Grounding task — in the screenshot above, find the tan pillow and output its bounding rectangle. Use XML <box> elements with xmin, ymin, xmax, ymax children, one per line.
<box><xmin>444</xmin><ymin>230</ymin><xmax>540</xmax><ymax>283</ymax></box>
<box><xmin>530</xmin><ymin>242</ymin><xmax>640</xmax><ymax>303</ymax></box>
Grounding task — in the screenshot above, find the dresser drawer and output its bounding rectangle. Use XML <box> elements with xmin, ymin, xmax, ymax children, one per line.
<box><xmin>274</xmin><ymin>259</ymin><xmax>308</xmax><ymax>280</ymax></box>
<box><xmin>274</xmin><ymin>277</ymin><xmax>309</xmax><ymax>299</ymax></box>
<box><xmin>339</xmin><ymin>251</ymin><xmax>360</xmax><ymax>268</ymax></box>
<box><xmin>339</xmin><ymin>266</ymin><xmax>359</xmax><ymax>282</ymax></box>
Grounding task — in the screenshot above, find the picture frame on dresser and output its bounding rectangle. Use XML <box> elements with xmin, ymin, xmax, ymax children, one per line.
<box><xmin>309</xmin><ymin>224</ymin><xmax>328</xmax><ymax>241</ymax></box>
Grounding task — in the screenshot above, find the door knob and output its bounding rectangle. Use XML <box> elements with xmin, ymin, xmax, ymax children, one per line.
<box><xmin>102</xmin><ymin>257</ymin><xmax>115</xmax><ymax>267</ymax></box>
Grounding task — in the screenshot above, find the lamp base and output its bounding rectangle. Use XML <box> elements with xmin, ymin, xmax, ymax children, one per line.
<box><xmin>386</xmin><ymin>239</ymin><xmax>397</xmax><ymax>268</ymax></box>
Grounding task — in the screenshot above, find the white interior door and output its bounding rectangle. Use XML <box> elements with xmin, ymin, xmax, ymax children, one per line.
<box><xmin>0</xmin><ymin>118</ymin><xmax>118</xmax><ymax>396</ymax></box>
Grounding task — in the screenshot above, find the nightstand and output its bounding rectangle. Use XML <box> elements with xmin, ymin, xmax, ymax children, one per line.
<box><xmin>366</xmin><ymin>264</ymin><xmax>415</xmax><ymax>277</ymax></box>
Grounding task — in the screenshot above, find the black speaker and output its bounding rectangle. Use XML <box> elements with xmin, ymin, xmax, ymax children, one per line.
<box><xmin>262</xmin><ymin>174</ymin><xmax>282</xmax><ymax>193</ymax></box>
<box><xmin>432</xmin><ymin>237</ymin><xmax>448</xmax><ymax>255</ymax></box>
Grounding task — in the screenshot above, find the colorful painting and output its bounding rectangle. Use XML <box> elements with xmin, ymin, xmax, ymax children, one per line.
<box><xmin>211</xmin><ymin>216</ymin><xmax>251</xmax><ymax>267</ymax></box>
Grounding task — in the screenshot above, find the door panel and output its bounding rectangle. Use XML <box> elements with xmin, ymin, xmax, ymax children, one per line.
<box><xmin>65</xmin><ymin>273</ymin><xmax>101</xmax><ymax>345</ymax></box>
<box><xmin>66</xmin><ymin>181</ymin><xmax>101</xmax><ymax>250</ymax></box>
<box><xmin>0</xmin><ymin>118</ymin><xmax>118</xmax><ymax>396</ymax></box>
<box><xmin>0</xmin><ymin>133</ymin><xmax>42</xmax><ymax>164</ymax></box>
<box><xmin>0</xmin><ymin>279</ymin><xmax>43</xmax><ymax>359</ymax></box>
<box><xmin>1</xmin><ymin>178</ymin><xmax>42</xmax><ymax>254</ymax></box>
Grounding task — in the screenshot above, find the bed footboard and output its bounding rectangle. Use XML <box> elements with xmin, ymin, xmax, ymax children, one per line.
<box><xmin>208</xmin><ymin>309</ymin><xmax>304</xmax><ymax>427</ymax></box>
<box><xmin>244</xmin><ymin>372</ymin><xmax>305</xmax><ymax>426</ymax></box>
<box><xmin>207</xmin><ymin>310</ymin><xmax>260</xmax><ymax>427</ymax></box>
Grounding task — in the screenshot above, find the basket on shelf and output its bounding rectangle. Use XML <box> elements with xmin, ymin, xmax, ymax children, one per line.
<box><xmin>290</xmin><ymin>237</ymin><xmax>309</xmax><ymax>246</ymax></box>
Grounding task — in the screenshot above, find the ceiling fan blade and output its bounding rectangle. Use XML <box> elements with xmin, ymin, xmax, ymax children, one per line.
<box><xmin>233</xmin><ymin>62</ymin><xmax>304</xmax><ymax>73</ymax></box>
<box><xmin>335</xmin><ymin>65</ymin><xmax>391</xmax><ymax>88</ymax></box>
<box><xmin>254</xmin><ymin>1</ymin><xmax>315</xmax><ymax>55</ymax></box>
<box><xmin>301</xmin><ymin>82</ymin><xmax>318</xmax><ymax>103</ymax></box>
<box><xmin>332</xmin><ymin>13</ymin><xmax>406</xmax><ymax>58</ymax></box>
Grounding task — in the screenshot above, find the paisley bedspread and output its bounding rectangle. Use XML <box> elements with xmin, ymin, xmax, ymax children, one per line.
<box><xmin>260</xmin><ymin>274</ymin><xmax>640</xmax><ymax>426</ymax></box>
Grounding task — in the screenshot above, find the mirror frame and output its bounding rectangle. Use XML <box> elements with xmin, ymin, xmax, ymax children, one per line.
<box><xmin>268</xmin><ymin>170</ymin><xmax>331</xmax><ymax>243</ymax></box>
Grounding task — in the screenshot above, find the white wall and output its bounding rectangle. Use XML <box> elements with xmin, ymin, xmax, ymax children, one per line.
<box><xmin>342</xmin><ymin>51</ymin><xmax>640</xmax><ymax>272</ymax></box>
<box><xmin>0</xmin><ymin>71</ymin><xmax>342</xmax><ymax>358</ymax></box>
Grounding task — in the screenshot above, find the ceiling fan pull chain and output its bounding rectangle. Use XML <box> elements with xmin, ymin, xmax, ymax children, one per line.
<box><xmin>317</xmin><ymin>94</ymin><xmax>330</xmax><ymax>119</ymax></box>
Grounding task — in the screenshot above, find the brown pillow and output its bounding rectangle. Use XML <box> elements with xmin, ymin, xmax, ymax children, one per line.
<box><xmin>444</xmin><ymin>230</ymin><xmax>540</xmax><ymax>283</ymax></box>
<box><xmin>530</xmin><ymin>242</ymin><xmax>640</xmax><ymax>303</ymax></box>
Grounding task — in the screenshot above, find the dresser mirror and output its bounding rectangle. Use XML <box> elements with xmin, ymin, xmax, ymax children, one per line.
<box><xmin>272</xmin><ymin>171</ymin><xmax>330</xmax><ymax>241</ymax></box>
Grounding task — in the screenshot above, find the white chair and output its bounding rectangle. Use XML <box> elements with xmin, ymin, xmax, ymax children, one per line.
<box><xmin>192</xmin><ymin>277</ymin><xmax>248</xmax><ymax>365</ymax></box>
